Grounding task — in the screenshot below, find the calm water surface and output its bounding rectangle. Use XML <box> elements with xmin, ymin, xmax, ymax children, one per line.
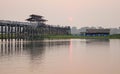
<box><xmin>0</xmin><ymin>39</ymin><xmax>120</xmax><ymax>74</ymax></box>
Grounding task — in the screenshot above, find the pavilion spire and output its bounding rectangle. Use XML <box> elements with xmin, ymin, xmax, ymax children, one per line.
<box><xmin>26</xmin><ymin>14</ymin><xmax>47</xmax><ymax>23</ymax></box>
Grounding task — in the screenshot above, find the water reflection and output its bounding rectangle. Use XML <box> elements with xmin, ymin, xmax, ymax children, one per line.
<box><xmin>0</xmin><ymin>39</ymin><xmax>70</xmax><ymax>72</ymax></box>
<box><xmin>44</xmin><ymin>39</ymin><xmax>70</xmax><ymax>48</ymax></box>
<box><xmin>85</xmin><ymin>39</ymin><xmax>110</xmax><ymax>48</ymax></box>
<box><xmin>69</xmin><ymin>39</ymin><xmax>73</xmax><ymax>63</ymax></box>
<box><xmin>22</xmin><ymin>41</ymin><xmax>45</xmax><ymax>64</ymax></box>
<box><xmin>0</xmin><ymin>39</ymin><xmax>23</xmax><ymax>56</ymax></box>
<box><xmin>85</xmin><ymin>39</ymin><xmax>110</xmax><ymax>57</ymax></box>
<box><xmin>0</xmin><ymin>39</ymin><xmax>120</xmax><ymax>74</ymax></box>
<box><xmin>0</xmin><ymin>39</ymin><xmax>70</xmax><ymax>59</ymax></box>
<box><xmin>86</xmin><ymin>39</ymin><xmax>110</xmax><ymax>45</ymax></box>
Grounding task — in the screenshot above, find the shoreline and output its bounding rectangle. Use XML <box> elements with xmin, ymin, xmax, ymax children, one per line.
<box><xmin>43</xmin><ymin>34</ymin><xmax>120</xmax><ymax>39</ymax></box>
<box><xmin>0</xmin><ymin>34</ymin><xmax>120</xmax><ymax>39</ymax></box>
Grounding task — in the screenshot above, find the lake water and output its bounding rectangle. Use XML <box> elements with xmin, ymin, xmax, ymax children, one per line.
<box><xmin>0</xmin><ymin>39</ymin><xmax>120</xmax><ymax>74</ymax></box>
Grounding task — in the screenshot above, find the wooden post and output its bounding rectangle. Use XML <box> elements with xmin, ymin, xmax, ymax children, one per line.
<box><xmin>20</xmin><ymin>26</ymin><xmax>22</xmax><ymax>39</ymax></box>
<box><xmin>18</xmin><ymin>26</ymin><xmax>20</xmax><ymax>40</ymax></box>
<box><xmin>15</xmin><ymin>25</ymin><xmax>17</xmax><ymax>39</ymax></box>
<box><xmin>31</xmin><ymin>27</ymin><xmax>33</xmax><ymax>40</ymax></box>
<box><xmin>8</xmin><ymin>24</ymin><xmax>10</xmax><ymax>39</ymax></box>
<box><xmin>5</xmin><ymin>25</ymin><xmax>7</xmax><ymax>39</ymax></box>
<box><xmin>1</xmin><ymin>26</ymin><xmax>4</xmax><ymax>39</ymax></box>
<box><xmin>11</xmin><ymin>26</ymin><xmax>13</xmax><ymax>39</ymax></box>
<box><xmin>17</xmin><ymin>25</ymin><xmax>20</xmax><ymax>40</ymax></box>
<box><xmin>22</xmin><ymin>26</ymin><xmax>25</xmax><ymax>40</ymax></box>
<box><xmin>24</xmin><ymin>26</ymin><xmax>27</xmax><ymax>40</ymax></box>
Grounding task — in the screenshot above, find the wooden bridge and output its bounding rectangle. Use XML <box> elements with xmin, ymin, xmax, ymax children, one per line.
<box><xmin>0</xmin><ymin>20</ymin><xmax>71</xmax><ymax>40</ymax></box>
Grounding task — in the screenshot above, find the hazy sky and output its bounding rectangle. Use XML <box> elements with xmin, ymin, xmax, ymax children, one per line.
<box><xmin>0</xmin><ymin>0</ymin><xmax>120</xmax><ymax>28</ymax></box>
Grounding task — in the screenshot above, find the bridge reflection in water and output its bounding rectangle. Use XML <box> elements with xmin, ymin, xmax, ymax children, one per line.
<box><xmin>0</xmin><ymin>39</ymin><xmax>70</xmax><ymax>57</ymax></box>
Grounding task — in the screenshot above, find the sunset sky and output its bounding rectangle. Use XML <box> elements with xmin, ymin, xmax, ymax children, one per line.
<box><xmin>0</xmin><ymin>0</ymin><xmax>120</xmax><ymax>28</ymax></box>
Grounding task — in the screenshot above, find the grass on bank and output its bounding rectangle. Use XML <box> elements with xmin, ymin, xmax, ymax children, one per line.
<box><xmin>0</xmin><ymin>34</ymin><xmax>120</xmax><ymax>39</ymax></box>
<box><xmin>45</xmin><ymin>34</ymin><xmax>120</xmax><ymax>39</ymax></box>
<box><xmin>109</xmin><ymin>34</ymin><xmax>120</xmax><ymax>39</ymax></box>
